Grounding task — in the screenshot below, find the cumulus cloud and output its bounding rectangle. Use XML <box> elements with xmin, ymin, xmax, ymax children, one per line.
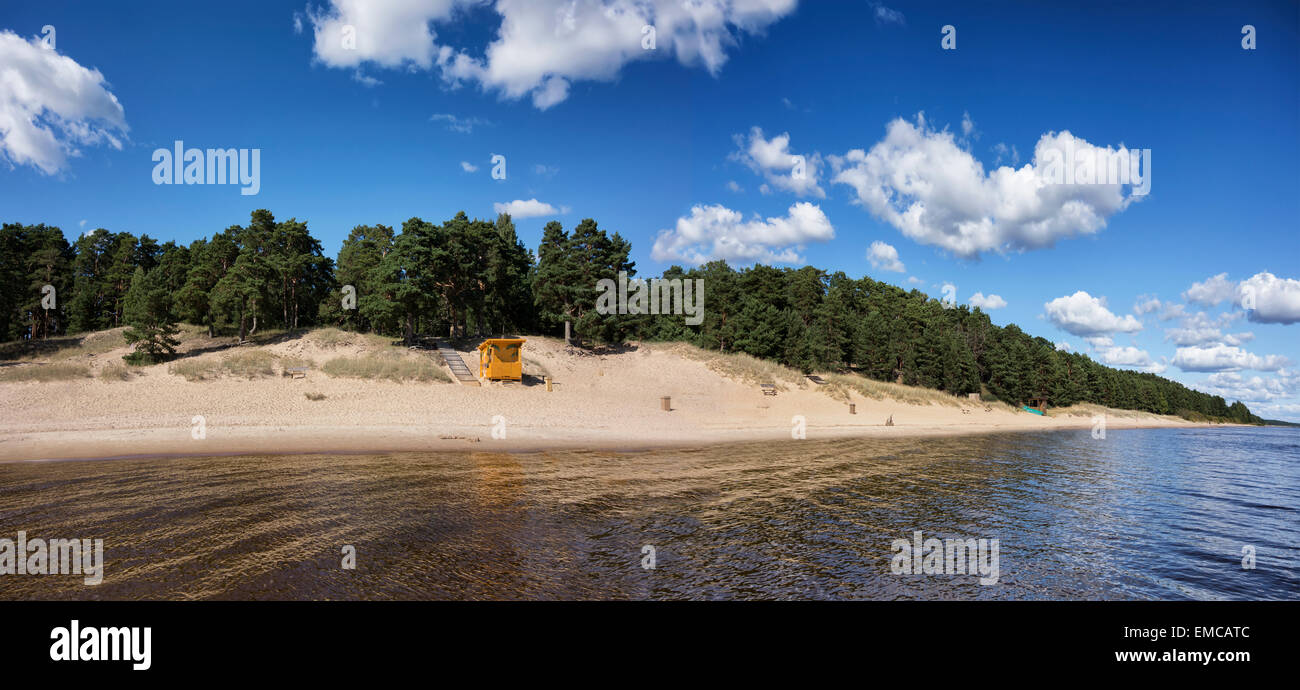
<box><xmin>1194</xmin><ymin>369</ymin><xmax>1300</xmax><ymax>404</ymax></box>
<box><xmin>493</xmin><ymin>198</ymin><xmax>568</xmax><ymax>218</ymax></box>
<box><xmin>866</xmin><ymin>240</ymin><xmax>905</xmax><ymax>273</ymax></box>
<box><xmin>651</xmin><ymin>201</ymin><xmax>834</xmax><ymax>266</ymax></box>
<box><xmin>1133</xmin><ymin>294</ymin><xmax>1162</xmax><ymax>315</ymax></box>
<box><xmin>969</xmin><ymin>292</ymin><xmax>1007</xmax><ymax>310</ymax></box>
<box><xmin>1239</xmin><ymin>272</ymin><xmax>1300</xmax><ymax>324</ymax></box>
<box><xmin>1164</xmin><ymin>326</ymin><xmax>1253</xmax><ymax>347</ymax></box>
<box><xmin>731</xmin><ymin>126</ymin><xmax>824</xmax><ymax>198</ymax></box>
<box><xmin>1055</xmin><ymin>341</ymin><xmax>1072</xmax><ymax>352</ymax></box>
<box><xmin>1044</xmin><ymin>291</ymin><xmax>1142</xmax><ymax>337</ymax></box>
<box><xmin>830</xmin><ymin>115</ymin><xmax>1145</xmax><ymax>258</ymax></box>
<box><xmin>460</xmin><ymin>161</ymin><xmax>478</xmax><ymax>172</ymax></box>
<box><xmin>1094</xmin><ymin>344</ymin><xmax>1165</xmax><ymax>373</ymax></box>
<box><xmin>1183</xmin><ymin>272</ymin><xmax>1237</xmax><ymax>307</ymax></box>
<box><xmin>1080</xmin><ymin>335</ymin><xmax>1164</xmax><ymax>372</ymax></box>
<box><xmin>726</xmin><ymin>180</ymin><xmax>743</xmax><ymax>193</ymax></box>
<box><xmin>306</xmin><ymin>0</ymin><xmax>798</xmax><ymax>110</ymax></box>
<box><xmin>1172</xmin><ymin>344</ymin><xmax>1289</xmax><ymax>373</ymax></box>
<box><xmin>1182</xmin><ymin>272</ymin><xmax>1300</xmax><ymax>324</ymax></box>
<box><xmin>0</xmin><ymin>31</ymin><xmax>128</xmax><ymax>174</ymax></box>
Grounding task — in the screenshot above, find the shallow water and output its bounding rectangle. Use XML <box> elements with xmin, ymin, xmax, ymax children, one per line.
<box><xmin>0</xmin><ymin>427</ymin><xmax>1296</xmax><ymax>600</ymax></box>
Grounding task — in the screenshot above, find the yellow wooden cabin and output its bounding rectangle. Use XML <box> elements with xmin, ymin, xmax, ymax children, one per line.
<box><xmin>477</xmin><ymin>338</ymin><xmax>526</xmax><ymax>381</ymax></box>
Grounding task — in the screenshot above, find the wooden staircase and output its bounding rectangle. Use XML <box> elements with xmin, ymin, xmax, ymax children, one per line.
<box><xmin>436</xmin><ymin>342</ymin><xmax>480</xmax><ymax>386</ymax></box>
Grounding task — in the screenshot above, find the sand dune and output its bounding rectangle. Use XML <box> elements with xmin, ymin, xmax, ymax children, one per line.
<box><xmin>0</xmin><ymin>330</ymin><xmax>1219</xmax><ymax>462</ymax></box>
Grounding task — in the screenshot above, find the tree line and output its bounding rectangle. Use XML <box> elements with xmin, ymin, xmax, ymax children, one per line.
<box><xmin>0</xmin><ymin>211</ymin><xmax>1260</xmax><ymax>423</ymax></box>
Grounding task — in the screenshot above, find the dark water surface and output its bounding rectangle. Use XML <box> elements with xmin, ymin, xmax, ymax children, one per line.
<box><xmin>1</xmin><ymin>427</ymin><xmax>1296</xmax><ymax>600</ymax></box>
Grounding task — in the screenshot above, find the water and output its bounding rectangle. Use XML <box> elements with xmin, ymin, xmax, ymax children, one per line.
<box><xmin>0</xmin><ymin>427</ymin><xmax>1296</xmax><ymax>600</ymax></box>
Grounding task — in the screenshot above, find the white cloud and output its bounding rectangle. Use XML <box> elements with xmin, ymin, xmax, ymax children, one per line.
<box><xmin>1181</xmin><ymin>272</ymin><xmax>1300</xmax><ymax>324</ymax></box>
<box><xmin>1094</xmin><ymin>344</ymin><xmax>1165</xmax><ymax>373</ymax></box>
<box><xmin>1183</xmin><ymin>272</ymin><xmax>1237</xmax><ymax>307</ymax></box>
<box><xmin>1164</xmin><ymin>326</ymin><xmax>1253</xmax><ymax>347</ymax></box>
<box><xmin>352</xmin><ymin>70</ymin><xmax>383</xmax><ymax>87</ymax></box>
<box><xmin>1240</xmin><ymin>272</ymin><xmax>1300</xmax><ymax>325</ymax></box>
<box><xmin>493</xmin><ymin>198</ymin><xmax>568</xmax><ymax>218</ymax></box>
<box><xmin>731</xmin><ymin>126</ymin><xmax>824</xmax><ymax>198</ymax></box>
<box><xmin>533</xmin><ymin>163</ymin><xmax>559</xmax><ymax>178</ymax></box>
<box><xmin>866</xmin><ymin>240</ymin><xmax>905</xmax><ymax>273</ymax></box>
<box><xmin>870</xmin><ymin>2</ymin><xmax>905</xmax><ymax>25</ymax></box>
<box><xmin>430</xmin><ymin>112</ymin><xmax>489</xmax><ymax>133</ymax></box>
<box><xmin>830</xmin><ymin>116</ymin><xmax>1144</xmax><ymax>258</ymax></box>
<box><xmin>460</xmin><ymin>161</ymin><xmax>478</xmax><ymax>172</ymax></box>
<box><xmin>1044</xmin><ymin>291</ymin><xmax>1142</xmax><ymax>337</ymax></box>
<box><xmin>991</xmin><ymin>142</ymin><xmax>1019</xmax><ymax>166</ymax></box>
<box><xmin>651</xmin><ymin>201</ymin><xmax>834</xmax><ymax>266</ymax></box>
<box><xmin>1133</xmin><ymin>294</ymin><xmax>1162</xmax><ymax>315</ymax></box>
<box><xmin>1194</xmin><ymin>369</ymin><xmax>1300</xmax><ymax>404</ymax></box>
<box><xmin>1055</xmin><ymin>341</ymin><xmax>1072</xmax><ymax>352</ymax></box>
<box><xmin>306</xmin><ymin>0</ymin><xmax>798</xmax><ymax>110</ymax></box>
<box><xmin>1081</xmin><ymin>335</ymin><xmax>1164</xmax><ymax>372</ymax></box>
<box><xmin>968</xmin><ymin>292</ymin><xmax>1007</xmax><ymax>310</ymax></box>
<box><xmin>1172</xmin><ymin>344</ymin><xmax>1289</xmax><ymax>373</ymax></box>
<box><xmin>0</xmin><ymin>31</ymin><xmax>128</xmax><ymax>174</ymax></box>
<box><xmin>907</xmin><ymin>276</ymin><xmax>923</xmax><ymax>285</ymax></box>
<box><xmin>725</xmin><ymin>180</ymin><xmax>743</xmax><ymax>193</ymax></box>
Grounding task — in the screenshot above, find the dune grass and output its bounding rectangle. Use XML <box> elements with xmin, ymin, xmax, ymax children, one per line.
<box><xmin>322</xmin><ymin>352</ymin><xmax>450</xmax><ymax>383</ymax></box>
<box><xmin>0</xmin><ymin>362</ymin><xmax>93</xmax><ymax>382</ymax></box>
<box><xmin>307</xmin><ymin>327</ymin><xmax>396</xmax><ymax>349</ymax></box>
<box><xmin>221</xmin><ymin>350</ymin><xmax>278</xmax><ymax>378</ymax></box>
<box><xmin>98</xmin><ymin>361</ymin><xmax>133</xmax><ymax>381</ymax></box>
<box><xmin>821</xmin><ymin>373</ymin><xmax>973</xmax><ymax>408</ymax></box>
<box><xmin>655</xmin><ymin>342</ymin><xmax>804</xmax><ymax>389</ymax></box>
<box><xmin>170</xmin><ymin>350</ymin><xmax>284</xmax><ymax>381</ymax></box>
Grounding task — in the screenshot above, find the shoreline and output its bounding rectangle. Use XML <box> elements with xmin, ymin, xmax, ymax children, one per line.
<box><xmin>0</xmin><ymin>416</ymin><xmax>1239</xmax><ymax>464</ymax></box>
<box><xmin>1</xmin><ymin>335</ymin><xmax>1245</xmax><ymax>464</ymax></box>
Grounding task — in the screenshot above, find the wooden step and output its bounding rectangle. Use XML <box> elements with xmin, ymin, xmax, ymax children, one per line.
<box><xmin>436</xmin><ymin>342</ymin><xmax>480</xmax><ymax>386</ymax></box>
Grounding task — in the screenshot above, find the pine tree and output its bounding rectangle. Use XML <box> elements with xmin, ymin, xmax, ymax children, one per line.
<box><xmin>122</xmin><ymin>267</ymin><xmax>180</xmax><ymax>364</ymax></box>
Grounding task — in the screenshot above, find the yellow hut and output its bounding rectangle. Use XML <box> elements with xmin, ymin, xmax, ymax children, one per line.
<box><xmin>477</xmin><ymin>338</ymin><xmax>526</xmax><ymax>381</ymax></box>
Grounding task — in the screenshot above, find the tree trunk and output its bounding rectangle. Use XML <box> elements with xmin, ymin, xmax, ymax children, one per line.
<box><xmin>564</xmin><ymin>320</ymin><xmax>571</xmax><ymax>344</ymax></box>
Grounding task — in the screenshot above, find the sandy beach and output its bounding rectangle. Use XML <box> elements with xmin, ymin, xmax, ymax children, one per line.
<box><xmin>0</xmin><ymin>331</ymin><xmax>1224</xmax><ymax>462</ymax></box>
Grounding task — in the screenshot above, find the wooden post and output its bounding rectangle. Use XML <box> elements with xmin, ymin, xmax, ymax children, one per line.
<box><xmin>849</xmin><ymin>403</ymin><xmax>856</xmax><ymax>414</ymax></box>
<box><xmin>661</xmin><ymin>396</ymin><xmax>671</xmax><ymax>411</ymax></box>
<box><xmin>545</xmin><ymin>376</ymin><xmax>552</xmax><ymax>392</ymax></box>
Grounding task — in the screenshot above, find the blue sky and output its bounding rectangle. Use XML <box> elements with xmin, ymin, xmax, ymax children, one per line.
<box><xmin>1</xmin><ymin>0</ymin><xmax>1298</xmax><ymax>419</ymax></box>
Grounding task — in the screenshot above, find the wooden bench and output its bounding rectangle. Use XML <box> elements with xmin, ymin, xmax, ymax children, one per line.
<box><xmin>760</xmin><ymin>383</ymin><xmax>777</xmax><ymax>396</ymax></box>
<box><xmin>283</xmin><ymin>366</ymin><xmax>308</xmax><ymax>379</ymax></box>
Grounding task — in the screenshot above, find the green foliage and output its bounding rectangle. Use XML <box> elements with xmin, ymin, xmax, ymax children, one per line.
<box><xmin>5</xmin><ymin>208</ymin><xmax>1260</xmax><ymax>423</ymax></box>
<box><xmin>531</xmin><ymin>217</ymin><xmax>635</xmax><ymax>344</ymax></box>
<box><xmin>122</xmin><ymin>266</ymin><xmax>180</xmax><ymax>365</ymax></box>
